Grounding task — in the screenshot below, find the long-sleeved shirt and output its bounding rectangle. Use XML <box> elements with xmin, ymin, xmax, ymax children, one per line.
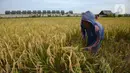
<box><xmin>81</xmin><ymin>22</ymin><xmax>104</xmax><ymax>48</ymax></box>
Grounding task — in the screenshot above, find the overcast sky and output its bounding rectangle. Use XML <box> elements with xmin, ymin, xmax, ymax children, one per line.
<box><xmin>0</xmin><ymin>0</ymin><xmax>129</xmax><ymax>14</ymax></box>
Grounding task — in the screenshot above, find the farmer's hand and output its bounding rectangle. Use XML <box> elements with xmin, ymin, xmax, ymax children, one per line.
<box><xmin>86</xmin><ymin>46</ymin><xmax>92</xmax><ymax>51</ymax></box>
<box><xmin>83</xmin><ymin>46</ymin><xmax>92</xmax><ymax>52</ymax></box>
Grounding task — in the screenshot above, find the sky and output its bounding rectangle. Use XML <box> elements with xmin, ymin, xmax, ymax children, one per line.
<box><xmin>0</xmin><ymin>0</ymin><xmax>129</xmax><ymax>14</ymax></box>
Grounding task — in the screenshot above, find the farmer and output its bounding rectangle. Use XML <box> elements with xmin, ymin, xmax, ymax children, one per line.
<box><xmin>81</xmin><ymin>11</ymin><xmax>104</xmax><ymax>54</ymax></box>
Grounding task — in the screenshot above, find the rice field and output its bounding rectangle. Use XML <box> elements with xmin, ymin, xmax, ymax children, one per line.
<box><xmin>0</xmin><ymin>17</ymin><xmax>130</xmax><ymax>73</ymax></box>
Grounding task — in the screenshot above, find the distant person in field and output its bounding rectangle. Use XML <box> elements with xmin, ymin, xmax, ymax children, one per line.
<box><xmin>81</xmin><ymin>11</ymin><xmax>104</xmax><ymax>54</ymax></box>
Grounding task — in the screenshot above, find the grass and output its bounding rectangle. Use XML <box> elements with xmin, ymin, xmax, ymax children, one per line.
<box><xmin>0</xmin><ymin>17</ymin><xmax>130</xmax><ymax>73</ymax></box>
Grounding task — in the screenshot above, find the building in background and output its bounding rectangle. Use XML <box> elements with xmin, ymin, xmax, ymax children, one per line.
<box><xmin>99</xmin><ymin>10</ymin><xmax>113</xmax><ymax>17</ymax></box>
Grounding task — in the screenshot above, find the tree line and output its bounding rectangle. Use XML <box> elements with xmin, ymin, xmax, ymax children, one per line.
<box><xmin>5</xmin><ymin>10</ymin><xmax>73</xmax><ymax>15</ymax></box>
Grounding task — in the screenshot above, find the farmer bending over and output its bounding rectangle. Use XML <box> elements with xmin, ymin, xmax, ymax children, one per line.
<box><xmin>81</xmin><ymin>11</ymin><xmax>104</xmax><ymax>54</ymax></box>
